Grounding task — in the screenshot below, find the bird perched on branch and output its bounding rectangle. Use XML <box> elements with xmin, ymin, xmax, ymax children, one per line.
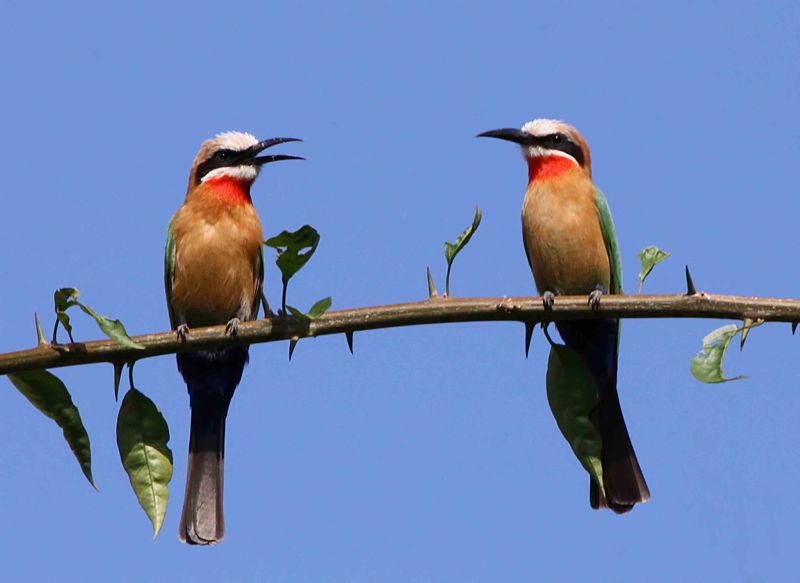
<box><xmin>478</xmin><ymin>119</ymin><xmax>649</xmax><ymax>512</ymax></box>
<box><xmin>165</xmin><ymin>131</ymin><xmax>302</xmax><ymax>544</ymax></box>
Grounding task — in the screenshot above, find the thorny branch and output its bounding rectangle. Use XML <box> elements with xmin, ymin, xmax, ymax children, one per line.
<box><xmin>1</xmin><ymin>293</ymin><xmax>799</xmax><ymax>376</ymax></box>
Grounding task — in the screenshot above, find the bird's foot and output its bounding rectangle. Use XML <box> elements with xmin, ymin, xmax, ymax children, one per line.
<box><xmin>225</xmin><ymin>318</ymin><xmax>241</xmax><ymax>336</ymax></box>
<box><xmin>588</xmin><ymin>285</ymin><xmax>607</xmax><ymax>310</ymax></box>
<box><xmin>176</xmin><ymin>324</ymin><xmax>189</xmax><ymax>343</ymax></box>
<box><xmin>541</xmin><ymin>322</ymin><xmax>557</xmax><ymax>347</ymax></box>
<box><xmin>542</xmin><ymin>291</ymin><xmax>556</xmax><ymax>310</ymax></box>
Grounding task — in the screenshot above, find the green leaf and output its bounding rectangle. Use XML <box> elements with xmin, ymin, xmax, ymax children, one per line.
<box><xmin>76</xmin><ymin>302</ymin><xmax>144</xmax><ymax>350</ymax></box>
<box><xmin>286</xmin><ymin>305</ymin><xmax>311</xmax><ymax>325</ymax></box>
<box><xmin>307</xmin><ymin>296</ymin><xmax>332</xmax><ymax>319</ymax></box>
<box><xmin>116</xmin><ymin>388</ymin><xmax>173</xmax><ymax>537</ymax></box>
<box><xmin>265</xmin><ymin>225</ymin><xmax>321</xmax><ymax>312</ymax></box>
<box><xmin>7</xmin><ymin>370</ymin><xmax>95</xmax><ymax>487</ymax></box>
<box><xmin>286</xmin><ymin>297</ymin><xmax>332</xmax><ymax>359</ymax></box>
<box><xmin>54</xmin><ymin>287</ymin><xmax>80</xmax><ymax>312</ymax></box>
<box><xmin>691</xmin><ymin>324</ymin><xmax>747</xmax><ymax>383</ymax></box>
<box><xmin>444</xmin><ymin>207</ymin><xmax>482</xmax><ymax>297</ymax></box>
<box><xmin>545</xmin><ymin>344</ymin><xmax>604</xmax><ymax>496</ymax></box>
<box><xmin>287</xmin><ymin>297</ymin><xmax>332</xmax><ymax>323</ymax></box>
<box><xmin>265</xmin><ymin>225</ymin><xmax>320</xmax><ymax>285</ymax></box>
<box><xmin>53</xmin><ymin>287</ymin><xmax>80</xmax><ymax>342</ymax></box>
<box><xmin>444</xmin><ymin>207</ymin><xmax>482</xmax><ymax>265</ymax></box>
<box><xmin>637</xmin><ymin>245</ymin><xmax>670</xmax><ymax>293</ymax></box>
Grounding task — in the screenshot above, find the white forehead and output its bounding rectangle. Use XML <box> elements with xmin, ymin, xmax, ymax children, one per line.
<box><xmin>521</xmin><ymin>118</ymin><xmax>572</xmax><ymax>137</ymax></box>
<box><xmin>206</xmin><ymin>131</ymin><xmax>259</xmax><ymax>152</ymax></box>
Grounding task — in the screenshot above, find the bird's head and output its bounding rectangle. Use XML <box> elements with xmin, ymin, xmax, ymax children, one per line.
<box><xmin>188</xmin><ymin>131</ymin><xmax>303</xmax><ymax>188</ymax></box>
<box><xmin>478</xmin><ymin>119</ymin><xmax>592</xmax><ymax>179</ymax></box>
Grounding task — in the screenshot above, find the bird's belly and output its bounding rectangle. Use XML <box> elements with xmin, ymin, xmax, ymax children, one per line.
<box><xmin>522</xmin><ymin>191</ymin><xmax>610</xmax><ymax>296</ymax></box>
<box><xmin>171</xmin><ymin>228</ymin><xmax>259</xmax><ymax>328</ymax></box>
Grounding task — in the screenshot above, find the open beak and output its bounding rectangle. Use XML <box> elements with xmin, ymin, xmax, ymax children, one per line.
<box><xmin>476</xmin><ymin>128</ymin><xmax>536</xmax><ymax>145</ymax></box>
<box><xmin>242</xmin><ymin>137</ymin><xmax>305</xmax><ymax>166</ymax></box>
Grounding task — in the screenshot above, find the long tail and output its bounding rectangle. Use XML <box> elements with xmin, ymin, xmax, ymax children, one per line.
<box><xmin>176</xmin><ymin>346</ymin><xmax>248</xmax><ymax>544</ymax></box>
<box><xmin>556</xmin><ymin>319</ymin><xmax>649</xmax><ymax>513</ymax></box>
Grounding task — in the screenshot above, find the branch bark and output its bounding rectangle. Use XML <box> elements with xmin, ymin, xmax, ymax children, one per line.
<box><xmin>1</xmin><ymin>292</ymin><xmax>799</xmax><ymax>376</ymax></box>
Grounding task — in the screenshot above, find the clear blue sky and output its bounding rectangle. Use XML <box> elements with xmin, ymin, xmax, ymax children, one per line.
<box><xmin>1</xmin><ymin>2</ymin><xmax>798</xmax><ymax>581</ymax></box>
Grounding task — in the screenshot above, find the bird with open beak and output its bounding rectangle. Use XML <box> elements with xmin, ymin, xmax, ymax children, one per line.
<box><xmin>165</xmin><ymin>131</ymin><xmax>302</xmax><ymax>544</ymax></box>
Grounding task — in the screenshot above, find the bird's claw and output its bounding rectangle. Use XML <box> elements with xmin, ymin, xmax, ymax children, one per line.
<box><xmin>588</xmin><ymin>286</ymin><xmax>606</xmax><ymax>310</ymax></box>
<box><xmin>541</xmin><ymin>322</ymin><xmax>557</xmax><ymax>346</ymax></box>
<box><xmin>542</xmin><ymin>291</ymin><xmax>556</xmax><ymax>310</ymax></box>
<box><xmin>176</xmin><ymin>324</ymin><xmax>189</xmax><ymax>342</ymax></box>
<box><xmin>225</xmin><ymin>318</ymin><xmax>241</xmax><ymax>336</ymax></box>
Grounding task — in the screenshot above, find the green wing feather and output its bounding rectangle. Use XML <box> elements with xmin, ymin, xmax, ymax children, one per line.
<box><xmin>251</xmin><ymin>245</ymin><xmax>265</xmax><ymax>319</ymax></box>
<box><xmin>594</xmin><ymin>188</ymin><xmax>622</xmax><ymax>295</ymax></box>
<box><xmin>164</xmin><ymin>220</ymin><xmax>177</xmax><ymax>329</ymax></box>
<box><xmin>594</xmin><ymin>187</ymin><xmax>623</xmax><ymax>352</ymax></box>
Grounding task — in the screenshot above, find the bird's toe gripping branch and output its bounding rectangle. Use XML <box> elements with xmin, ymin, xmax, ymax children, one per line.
<box><xmin>224</xmin><ymin>318</ymin><xmax>241</xmax><ymax>337</ymax></box>
<box><xmin>176</xmin><ymin>324</ymin><xmax>190</xmax><ymax>342</ymax></box>
<box><xmin>588</xmin><ymin>285</ymin><xmax>607</xmax><ymax>310</ymax></box>
<box><xmin>542</xmin><ymin>291</ymin><xmax>556</xmax><ymax>310</ymax></box>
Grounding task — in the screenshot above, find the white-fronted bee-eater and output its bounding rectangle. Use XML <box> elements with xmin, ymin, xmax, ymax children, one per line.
<box><xmin>478</xmin><ymin>119</ymin><xmax>649</xmax><ymax>512</ymax></box>
<box><xmin>165</xmin><ymin>131</ymin><xmax>302</xmax><ymax>544</ymax></box>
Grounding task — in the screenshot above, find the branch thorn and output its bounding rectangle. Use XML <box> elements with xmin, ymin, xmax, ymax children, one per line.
<box><xmin>685</xmin><ymin>265</ymin><xmax>697</xmax><ymax>295</ymax></box>
<box><xmin>524</xmin><ymin>322</ymin><xmax>535</xmax><ymax>358</ymax></box>
<box><xmin>113</xmin><ymin>362</ymin><xmax>124</xmax><ymax>401</ymax></box>
<box><xmin>345</xmin><ymin>331</ymin><xmax>354</xmax><ymax>354</ymax></box>
<box><xmin>427</xmin><ymin>267</ymin><xmax>438</xmax><ymax>299</ymax></box>
<box><xmin>34</xmin><ymin>312</ymin><xmax>47</xmax><ymax>347</ymax></box>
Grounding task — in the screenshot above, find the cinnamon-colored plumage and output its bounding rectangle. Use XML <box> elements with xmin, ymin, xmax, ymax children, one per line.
<box><xmin>479</xmin><ymin>120</ymin><xmax>649</xmax><ymax>513</ymax></box>
<box><xmin>170</xmin><ymin>181</ymin><xmax>264</xmax><ymax>328</ymax></box>
<box><xmin>165</xmin><ymin>132</ymin><xmax>301</xmax><ymax>544</ymax></box>
<box><xmin>522</xmin><ymin>163</ymin><xmax>610</xmax><ymax>296</ymax></box>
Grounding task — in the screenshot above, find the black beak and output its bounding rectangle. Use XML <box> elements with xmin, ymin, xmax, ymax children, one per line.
<box><xmin>243</xmin><ymin>137</ymin><xmax>305</xmax><ymax>166</ymax></box>
<box><xmin>476</xmin><ymin>128</ymin><xmax>537</xmax><ymax>146</ymax></box>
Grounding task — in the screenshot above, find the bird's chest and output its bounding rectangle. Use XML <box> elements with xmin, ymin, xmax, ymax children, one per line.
<box><xmin>170</xmin><ymin>203</ymin><xmax>263</xmax><ymax>327</ymax></box>
<box><xmin>521</xmin><ymin>182</ymin><xmax>610</xmax><ymax>295</ymax></box>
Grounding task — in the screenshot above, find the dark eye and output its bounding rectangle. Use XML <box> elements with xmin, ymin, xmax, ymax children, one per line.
<box><xmin>550</xmin><ymin>134</ymin><xmax>563</xmax><ymax>144</ymax></box>
<box><xmin>217</xmin><ymin>150</ymin><xmax>230</xmax><ymax>160</ymax></box>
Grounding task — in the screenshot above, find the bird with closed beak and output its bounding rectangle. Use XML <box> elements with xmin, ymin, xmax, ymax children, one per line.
<box><xmin>478</xmin><ymin>119</ymin><xmax>649</xmax><ymax>512</ymax></box>
<box><xmin>165</xmin><ymin>131</ymin><xmax>302</xmax><ymax>544</ymax></box>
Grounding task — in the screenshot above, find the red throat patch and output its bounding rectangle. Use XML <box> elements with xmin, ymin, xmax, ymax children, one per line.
<box><xmin>527</xmin><ymin>155</ymin><xmax>576</xmax><ymax>183</ymax></box>
<box><xmin>204</xmin><ymin>176</ymin><xmax>253</xmax><ymax>205</ymax></box>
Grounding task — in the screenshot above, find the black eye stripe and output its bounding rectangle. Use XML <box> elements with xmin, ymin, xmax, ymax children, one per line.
<box><xmin>541</xmin><ymin>133</ymin><xmax>585</xmax><ymax>167</ymax></box>
<box><xmin>195</xmin><ymin>149</ymin><xmax>240</xmax><ymax>183</ymax></box>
